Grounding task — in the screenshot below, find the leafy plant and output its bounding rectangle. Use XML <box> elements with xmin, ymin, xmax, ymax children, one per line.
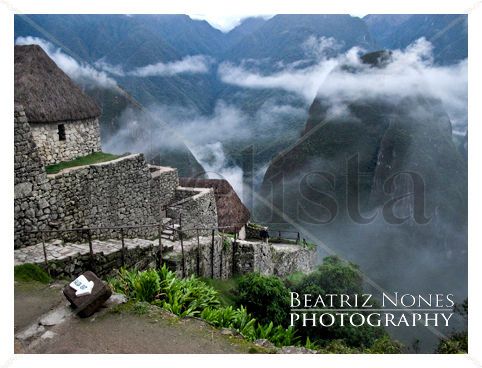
<box><xmin>236</xmin><ymin>273</ymin><xmax>290</xmax><ymax>326</ymax></box>
<box><xmin>133</xmin><ymin>269</ymin><xmax>160</xmax><ymax>302</ymax></box>
<box><xmin>365</xmin><ymin>335</ymin><xmax>403</xmax><ymax>353</ymax></box>
<box><xmin>304</xmin><ymin>337</ymin><xmax>317</xmax><ymax>350</ymax></box>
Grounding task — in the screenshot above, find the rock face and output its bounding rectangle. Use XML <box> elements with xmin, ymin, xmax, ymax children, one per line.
<box><xmin>29</xmin><ymin>118</ymin><xmax>101</xmax><ymax>165</ymax></box>
<box><xmin>260</xmin><ymin>51</ymin><xmax>467</xmax><ymax>254</ymax></box>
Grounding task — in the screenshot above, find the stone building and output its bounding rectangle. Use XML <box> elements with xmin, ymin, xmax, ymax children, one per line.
<box><xmin>179</xmin><ymin>178</ymin><xmax>250</xmax><ymax>239</ymax></box>
<box><xmin>14</xmin><ymin>44</ymin><xmax>101</xmax><ymax>165</ymax></box>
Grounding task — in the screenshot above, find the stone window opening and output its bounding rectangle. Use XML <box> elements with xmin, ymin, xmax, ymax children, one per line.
<box><xmin>58</xmin><ymin>124</ymin><xmax>66</xmax><ymax>141</ymax></box>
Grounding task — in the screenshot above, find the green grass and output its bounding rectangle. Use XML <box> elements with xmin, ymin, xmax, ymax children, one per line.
<box><xmin>14</xmin><ymin>263</ymin><xmax>51</xmax><ymax>283</ymax></box>
<box><xmin>46</xmin><ymin>152</ymin><xmax>120</xmax><ymax>174</ymax></box>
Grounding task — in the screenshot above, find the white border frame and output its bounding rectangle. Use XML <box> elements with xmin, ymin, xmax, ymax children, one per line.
<box><xmin>1</xmin><ymin>1</ymin><xmax>480</xmax><ymax>367</ymax></box>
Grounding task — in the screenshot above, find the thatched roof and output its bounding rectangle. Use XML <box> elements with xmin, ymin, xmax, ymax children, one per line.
<box><xmin>179</xmin><ymin>178</ymin><xmax>250</xmax><ymax>232</ymax></box>
<box><xmin>14</xmin><ymin>44</ymin><xmax>101</xmax><ymax>123</ymax></box>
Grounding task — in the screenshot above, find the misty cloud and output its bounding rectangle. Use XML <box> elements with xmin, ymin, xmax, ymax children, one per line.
<box><xmin>102</xmin><ymin>98</ymin><xmax>305</xmax><ymax>199</ymax></box>
<box><xmin>316</xmin><ymin>38</ymin><xmax>468</xmax><ymax>131</ymax></box>
<box><xmin>15</xmin><ymin>36</ymin><xmax>119</xmax><ymax>90</ymax></box>
<box><xmin>302</xmin><ymin>36</ymin><xmax>344</xmax><ymax>60</ymax></box>
<box><xmin>218</xmin><ymin>37</ymin><xmax>467</xmax><ymax>132</ymax></box>
<box><xmin>95</xmin><ymin>55</ymin><xmax>212</xmax><ymax>77</ymax></box>
<box><xmin>190</xmin><ymin>142</ymin><xmax>244</xmax><ymax>198</ymax></box>
<box><xmin>218</xmin><ymin>59</ymin><xmax>338</xmax><ymax>103</ymax></box>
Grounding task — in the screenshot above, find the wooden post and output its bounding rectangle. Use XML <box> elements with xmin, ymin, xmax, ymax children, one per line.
<box><xmin>211</xmin><ymin>229</ymin><xmax>215</xmax><ymax>278</ymax></box>
<box><xmin>87</xmin><ymin>229</ymin><xmax>95</xmax><ymax>272</ymax></box>
<box><xmin>196</xmin><ymin>229</ymin><xmax>200</xmax><ymax>276</ymax></box>
<box><xmin>41</xmin><ymin>232</ymin><xmax>50</xmax><ymax>276</ymax></box>
<box><xmin>120</xmin><ymin>227</ymin><xmax>126</xmax><ymax>267</ymax></box>
<box><xmin>158</xmin><ymin>224</ymin><xmax>163</xmax><ymax>268</ymax></box>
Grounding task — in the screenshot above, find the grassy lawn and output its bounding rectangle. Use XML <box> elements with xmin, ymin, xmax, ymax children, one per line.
<box><xmin>14</xmin><ymin>263</ymin><xmax>51</xmax><ymax>283</ymax></box>
<box><xmin>46</xmin><ymin>152</ymin><xmax>120</xmax><ymax>174</ymax></box>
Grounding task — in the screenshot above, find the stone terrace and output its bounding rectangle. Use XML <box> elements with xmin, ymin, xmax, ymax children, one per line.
<box><xmin>13</xmin><ymin>236</ymin><xmax>224</xmax><ymax>279</ymax></box>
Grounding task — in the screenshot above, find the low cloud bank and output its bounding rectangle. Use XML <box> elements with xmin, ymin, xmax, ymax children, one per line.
<box><xmin>16</xmin><ymin>36</ymin><xmax>212</xmax><ymax>91</ymax></box>
<box><xmin>95</xmin><ymin>55</ymin><xmax>212</xmax><ymax>77</ymax></box>
<box><xmin>15</xmin><ymin>36</ymin><xmax>118</xmax><ymax>90</ymax></box>
<box><xmin>218</xmin><ymin>37</ymin><xmax>467</xmax><ymax>132</ymax></box>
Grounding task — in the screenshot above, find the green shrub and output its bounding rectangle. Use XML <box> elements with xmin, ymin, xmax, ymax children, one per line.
<box><xmin>201</xmin><ymin>277</ymin><xmax>239</xmax><ymax>306</ymax></box>
<box><xmin>156</xmin><ymin>274</ymin><xmax>221</xmax><ymax>317</ymax></box>
<box><xmin>319</xmin><ymin>339</ymin><xmax>360</xmax><ymax>354</ymax></box>
<box><xmin>14</xmin><ymin>264</ymin><xmax>51</xmax><ymax>283</ymax></box>
<box><xmin>291</xmin><ymin>256</ymin><xmax>386</xmax><ymax>348</ymax></box>
<box><xmin>201</xmin><ymin>305</ymin><xmax>257</xmax><ymax>339</ymax></box>
<box><xmin>111</xmin><ymin>265</ymin><xmax>221</xmax><ymax>317</ymax></box>
<box><xmin>108</xmin><ymin>264</ymin><xmax>403</xmax><ymax>353</ymax></box>
<box><xmin>134</xmin><ymin>269</ymin><xmax>160</xmax><ymax>302</ymax></box>
<box><xmin>200</xmin><ymin>305</ymin><xmax>297</xmax><ymax>346</ymax></box>
<box><xmin>436</xmin><ymin>299</ymin><xmax>467</xmax><ymax>353</ymax></box>
<box><xmin>436</xmin><ymin>332</ymin><xmax>468</xmax><ymax>354</ymax></box>
<box><xmin>365</xmin><ymin>335</ymin><xmax>403</xmax><ymax>353</ymax></box>
<box><xmin>236</xmin><ymin>273</ymin><xmax>290</xmax><ymax>326</ymax></box>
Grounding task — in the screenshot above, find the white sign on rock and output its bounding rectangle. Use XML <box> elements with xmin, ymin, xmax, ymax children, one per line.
<box><xmin>69</xmin><ymin>275</ymin><xmax>94</xmax><ymax>296</ymax></box>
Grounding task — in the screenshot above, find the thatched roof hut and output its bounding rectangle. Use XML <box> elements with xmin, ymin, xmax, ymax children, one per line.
<box><xmin>179</xmin><ymin>178</ymin><xmax>250</xmax><ymax>232</ymax></box>
<box><xmin>14</xmin><ymin>44</ymin><xmax>101</xmax><ymax>123</ymax></box>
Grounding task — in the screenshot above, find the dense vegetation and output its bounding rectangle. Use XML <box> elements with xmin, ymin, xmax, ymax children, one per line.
<box><xmin>109</xmin><ymin>256</ymin><xmax>403</xmax><ymax>353</ymax></box>
<box><xmin>109</xmin><ymin>265</ymin><xmax>298</xmax><ymax>347</ymax></box>
<box><xmin>436</xmin><ymin>299</ymin><xmax>468</xmax><ymax>354</ymax></box>
<box><xmin>45</xmin><ymin>152</ymin><xmax>120</xmax><ymax>174</ymax></box>
<box><xmin>236</xmin><ymin>273</ymin><xmax>290</xmax><ymax>327</ymax></box>
<box><xmin>289</xmin><ymin>256</ymin><xmax>387</xmax><ymax>349</ymax></box>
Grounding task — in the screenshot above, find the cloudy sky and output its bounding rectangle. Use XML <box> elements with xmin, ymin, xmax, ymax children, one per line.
<box><xmin>188</xmin><ymin>14</ymin><xmax>366</xmax><ymax>32</ymax></box>
<box><xmin>188</xmin><ymin>14</ymin><xmax>273</xmax><ymax>31</ymax></box>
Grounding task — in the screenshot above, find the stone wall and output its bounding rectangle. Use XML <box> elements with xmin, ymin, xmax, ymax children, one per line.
<box><xmin>163</xmin><ymin>236</ymin><xmax>229</xmax><ymax>279</ymax></box>
<box><xmin>17</xmin><ymin>234</ymin><xmax>316</xmax><ymax>280</ymax></box>
<box><xmin>14</xmin><ymin>105</ymin><xmax>51</xmax><ymax>248</ymax></box>
<box><xmin>148</xmin><ymin>165</ymin><xmax>178</xmax><ymax>223</ymax></box>
<box><xmin>270</xmin><ymin>244</ymin><xmax>317</xmax><ymax>276</ymax></box>
<box><xmin>245</xmin><ymin>223</ymin><xmax>268</xmax><ymax>240</ymax></box>
<box><xmin>46</xmin><ymin>154</ymin><xmax>156</xmax><ymax>239</ymax></box>
<box><xmin>167</xmin><ymin>236</ymin><xmax>316</xmax><ymax>279</ymax></box>
<box><xmin>232</xmin><ymin>240</ymin><xmax>317</xmax><ymax>277</ymax></box>
<box><xmin>29</xmin><ymin>117</ymin><xmax>101</xmax><ymax>165</ymax></box>
<box><xmin>234</xmin><ymin>240</ymin><xmax>274</xmax><ymax>275</ymax></box>
<box><xmin>166</xmin><ymin>187</ymin><xmax>218</xmax><ymax>237</ymax></box>
<box><xmin>14</xmin><ymin>108</ymin><xmax>214</xmax><ymax>248</ymax></box>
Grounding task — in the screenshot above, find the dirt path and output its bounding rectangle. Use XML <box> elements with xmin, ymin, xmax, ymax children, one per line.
<box><xmin>14</xmin><ymin>281</ymin><xmax>265</xmax><ymax>354</ymax></box>
<box><xmin>14</xmin><ymin>280</ymin><xmax>65</xmax><ymax>334</ymax></box>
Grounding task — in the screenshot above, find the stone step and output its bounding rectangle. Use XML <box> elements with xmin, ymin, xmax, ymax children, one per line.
<box><xmin>162</xmin><ymin>217</ymin><xmax>173</xmax><ymax>225</ymax></box>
